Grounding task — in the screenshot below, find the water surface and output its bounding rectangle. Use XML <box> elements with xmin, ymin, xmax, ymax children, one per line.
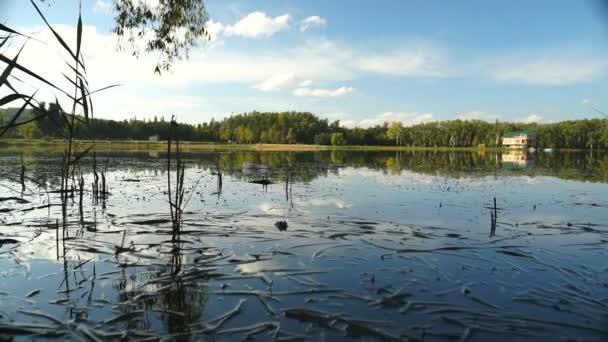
<box><xmin>1</xmin><ymin>149</ymin><xmax>607</xmax><ymax>341</ymax></box>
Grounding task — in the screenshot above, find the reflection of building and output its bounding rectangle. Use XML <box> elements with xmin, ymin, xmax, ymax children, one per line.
<box><xmin>501</xmin><ymin>151</ymin><xmax>535</xmax><ymax>169</ymax></box>
<box><xmin>502</xmin><ymin>131</ymin><xmax>536</xmax><ymax>148</ymax></box>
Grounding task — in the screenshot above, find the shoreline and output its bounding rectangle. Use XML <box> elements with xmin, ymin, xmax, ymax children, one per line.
<box><xmin>0</xmin><ymin>138</ymin><xmax>595</xmax><ymax>152</ymax></box>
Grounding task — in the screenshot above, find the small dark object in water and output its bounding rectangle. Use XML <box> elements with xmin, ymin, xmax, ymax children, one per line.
<box><xmin>251</xmin><ymin>179</ymin><xmax>274</xmax><ymax>185</ymax></box>
<box><xmin>0</xmin><ymin>238</ymin><xmax>19</xmax><ymax>246</ymax></box>
<box><xmin>0</xmin><ymin>197</ymin><xmax>30</xmax><ymax>204</ymax></box>
<box><xmin>275</xmin><ymin>221</ymin><xmax>288</xmax><ymax>231</ymax></box>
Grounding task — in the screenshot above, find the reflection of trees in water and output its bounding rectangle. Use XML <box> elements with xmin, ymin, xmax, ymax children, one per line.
<box><xmin>2</xmin><ymin>150</ymin><xmax>608</xmax><ymax>186</ymax></box>
<box><xmin>112</xmin><ymin>248</ymin><xmax>209</xmax><ymax>337</ymax></box>
<box><xmin>351</xmin><ymin>150</ymin><xmax>608</xmax><ymax>183</ymax></box>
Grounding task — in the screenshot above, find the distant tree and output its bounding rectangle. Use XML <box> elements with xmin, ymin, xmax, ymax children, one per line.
<box><xmin>330</xmin><ymin>120</ymin><xmax>341</xmax><ymax>132</ymax></box>
<box><xmin>235</xmin><ymin>126</ymin><xmax>254</xmax><ymax>143</ymax></box>
<box><xmin>18</xmin><ymin>122</ymin><xmax>43</xmax><ymax>139</ymax></box>
<box><xmin>35</xmin><ymin>102</ymin><xmax>63</xmax><ymax>138</ymax></box>
<box><xmin>387</xmin><ymin>121</ymin><xmax>403</xmax><ymax>146</ymax></box>
<box><xmin>331</xmin><ymin>132</ymin><xmax>345</xmax><ymax>146</ymax></box>
<box><xmin>286</xmin><ymin>128</ymin><xmax>296</xmax><ymax>144</ymax></box>
<box><xmin>318</xmin><ymin>133</ymin><xmax>331</xmax><ymax>145</ymax></box>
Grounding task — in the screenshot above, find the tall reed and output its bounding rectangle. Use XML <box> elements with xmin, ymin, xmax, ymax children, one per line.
<box><xmin>167</xmin><ymin>116</ymin><xmax>186</xmax><ymax>241</ymax></box>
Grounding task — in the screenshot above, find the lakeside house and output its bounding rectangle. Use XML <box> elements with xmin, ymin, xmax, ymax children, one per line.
<box><xmin>502</xmin><ymin>130</ymin><xmax>536</xmax><ymax>148</ymax></box>
<box><xmin>149</xmin><ymin>135</ymin><xmax>160</xmax><ymax>142</ymax></box>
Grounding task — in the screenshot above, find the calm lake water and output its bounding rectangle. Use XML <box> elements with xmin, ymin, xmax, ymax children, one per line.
<box><xmin>1</xmin><ymin>149</ymin><xmax>607</xmax><ymax>341</ymax></box>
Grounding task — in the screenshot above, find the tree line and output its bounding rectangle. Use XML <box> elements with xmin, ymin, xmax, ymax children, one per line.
<box><xmin>2</xmin><ymin>106</ymin><xmax>608</xmax><ymax>149</ymax></box>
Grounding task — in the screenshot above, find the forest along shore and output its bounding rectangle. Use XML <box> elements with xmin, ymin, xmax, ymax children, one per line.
<box><xmin>0</xmin><ymin>139</ymin><xmax>595</xmax><ymax>152</ymax></box>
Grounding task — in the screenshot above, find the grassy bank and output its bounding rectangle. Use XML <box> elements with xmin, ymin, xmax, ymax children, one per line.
<box><xmin>0</xmin><ymin>138</ymin><xmax>550</xmax><ymax>152</ymax></box>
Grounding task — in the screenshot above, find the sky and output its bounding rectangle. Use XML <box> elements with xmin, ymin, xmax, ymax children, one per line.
<box><xmin>2</xmin><ymin>0</ymin><xmax>608</xmax><ymax>127</ymax></box>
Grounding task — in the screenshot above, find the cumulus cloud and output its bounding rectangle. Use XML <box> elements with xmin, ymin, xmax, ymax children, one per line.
<box><xmin>457</xmin><ymin>111</ymin><xmax>500</xmax><ymax>122</ymax></box>
<box><xmin>253</xmin><ymin>72</ymin><xmax>297</xmax><ymax>91</ymax></box>
<box><xmin>300</xmin><ymin>16</ymin><xmax>327</xmax><ymax>31</ymax></box>
<box><xmin>491</xmin><ymin>59</ymin><xmax>606</xmax><ymax>86</ymax></box>
<box><xmin>205</xmin><ymin>19</ymin><xmax>224</xmax><ymax>42</ymax></box>
<box><xmin>94</xmin><ymin>0</ymin><xmax>112</xmax><ymax>12</ymax></box>
<box><xmin>225</xmin><ymin>12</ymin><xmax>290</xmax><ymax>38</ymax></box>
<box><xmin>515</xmin><ymin>114</ymin><xmax>543</xmax><ymax>123</ymax></box>
<box><xmin>293</xmin><ymin>86</ymin><xmax>353</xmax><ymax>97</ymax></box>
<box><xmin>337</xmin><ymin>112</ymin><xmax>434</xmax><ymax>128</ymax></box>
<box><xmin>8</xmin><ymin>16</ymin><xmax>588</xmax><ymax>124</ymax></box>
<box><xmin>11</xmin><ymin>22</ymin><xmax>443</xmax><ymax>99</ymax></box>
<box><xmin>325</xmin><ymin>112</ymin><xmax>356</xmax><ymax>127</ymax></box>
<box><xmin>458</xmin><ymin>111</ymin><xmax>544</xmax><ymax>123</ymax></box>
<box><xmin>357</xmin><ymin>48</ymin><xmax>445</xmax><ymax>77</ymax></box>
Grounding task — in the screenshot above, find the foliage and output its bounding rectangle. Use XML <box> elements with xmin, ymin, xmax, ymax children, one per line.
<box><xmin>36</xmin><ymin>0</ymin><xmax>210</xmax><ymax>73</ymax></box>
<box><xmin>3</xmin><ymin>110</ymin><xmax>608</xmax><ymax>150</ymax></box>
<box><xmin>111</xmin><ymin>0</ymin><xmax>210</xmax><ymax>73</ymax></box>
<box><xmin>331</xmin><ymin>132</ymin><xmax>345</xmax><ymax>146</ymax></box>
<box><xmin>0</xmin><ymin>0</ymin><xmax>100</xmax><ymax>138</ymax></box>
<box><xmin>386</xmin><ymin>122</ymin><xmax>403</xmax><ymax>146</ymax></box>
<box><xmin>17</xmin><ymin>122</ymin><xmax>43</xmax><ymax>139</ymax></box>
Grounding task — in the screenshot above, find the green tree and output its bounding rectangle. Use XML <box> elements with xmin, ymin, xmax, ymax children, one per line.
<box><xmin>18</xmin><ymin>122</ymin><xmax>43</xmax><ymax>139</ymax></box>
<box><xmin>286</xmin><ymin>128</ymin><xmax>296</xmax><ymax>144</ymax></box>
<box><xmin>331</xmin><ymin>132</ymin><xmax>345</xmax><ymax>146</ymax></box>
<box><xmin>35</xmin><ymin>102</ymin><xmax>63</xmax><ymax>138</ymax></box>
<box><xmin>109</xmin><ymin>0</ymin><xmax>211</xmax><ymax>73</ymax></box>
<box><xmin>387</xmin><ymin>121</ymin><xmax>403</xmax><ymax>146</ymax></box>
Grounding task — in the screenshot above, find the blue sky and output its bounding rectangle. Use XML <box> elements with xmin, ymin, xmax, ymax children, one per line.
<box><xmin>2</xmin><ymin>0</ymin><xmax>608</xmax><ymax>126</ymax></box>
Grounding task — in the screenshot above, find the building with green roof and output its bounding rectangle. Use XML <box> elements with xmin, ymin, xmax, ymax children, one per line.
<box><xmin>502</xmin><ymin>130</ymin><xmax>536</xmax><ymax>148</ymax></box>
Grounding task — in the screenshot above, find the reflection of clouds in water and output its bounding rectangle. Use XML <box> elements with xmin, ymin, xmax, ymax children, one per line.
<box><xmin>259</xmin><ymin>202</ymin><xmax>286</xmax><ymax>215</ymax></box>
<box><xmin>338</xmin><ymin>166</ymin><xmax>456</xmax><ymax>185</ymax></box>
<box><xmin>237</xmin><ymin>258</ymin><xmax>287</xmax><ymax>274</ymax></box>
<box><xmin>299</xmin><ymin>198</ymin><xmax>351</xmax><ymax>209</ymax></box>
<box><xmin>259</xmin><ymin>197</ymin><xmax>351</xmax><ymax>217</ymax></box>
<box><xmin>338</xmin><ymin>166</ymin><xmax>469</xmax><ymax>186</ymax></box>
<box><xmin>14</xmin><ymin>238</ymin><xmax>63</xmax><ymax>262</ymax></box>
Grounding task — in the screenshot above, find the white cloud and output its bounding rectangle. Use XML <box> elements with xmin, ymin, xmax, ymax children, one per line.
<box><xmin>325</xmin><ymin>112</ymin><xmax>356</xmax><ymax>127</ymax></box>
<box><xmin>134</xmin><ymin>0</ymin><xmax>161</xmax><ymax>10</ymax></box>
<box><xmin>491</xmin><ymin>59</ymin><xmax>606</xmax><ymax>85</ymax></box>
<box><xmin>253</xmin><ymin>72</ymin><xmax>297</xmax><ymax>91</ymax></box>
<box><xmin>293</xmin><ymin>86</ymin><xmax>353</xmax><ymax>97</ymax></box>
<box><xmin>458</xmin><ymin>111</ymin><xmax>543</xmax><ymax>123</ymax></box>
<box><xmin>339</xmin><ymin>112</ymin><xmax>434</xmax><ymax>128</ymax></box>
<box><xmin>457</xmin><ymin>111</ymin><xmax>500</xmax><ymax>122</ymax></box>
<box><xmin>300</xmin><ymin>16</ymin><xmax>327</xmax><ymax>32</ymax></box>
<box><xmin>205</xmin><ymin>20</ymin><xmax>224</xmax><ymax>42</ymax></box>
<box><xmin>94</xmin><ymin>0</ymin><xmax>112</xmax><ymax>12</ymax></box>
<box><xmin>515</xmin><ymin>114</ymin><xmax>543</xmax><ymax>123</ymax></box>
<box><xmin>8</xmin><ymin>18</ymin><xmax>591</xmax><ymax>125</ymax></box>
<box><xmin>357</xmin><ymin>48</ymin><xmax>445</xmax><ymax>77</ymax></box>
<box><xmin>582</xmin><ymin>98</ymin><xmax>591</xmax><ymax>105</ymax></box>
<box><xmin>225</xmin><ymin>12</ymin><xmax>290</xmax><ymax>38</ymax></box>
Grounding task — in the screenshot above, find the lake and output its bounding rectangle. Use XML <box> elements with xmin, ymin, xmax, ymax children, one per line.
<box><xmin>1</xmin><ymin>149</ymin><xmax>607</xmax><ymax>341</ymax></box>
